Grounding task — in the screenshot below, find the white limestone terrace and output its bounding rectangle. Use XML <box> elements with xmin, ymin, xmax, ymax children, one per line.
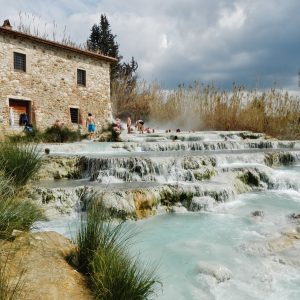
<box><xmin>34</xmin><ymin>130</ymin><xmax>300</xmax><ymax>221</ymax></box>
<box><xmin>38</xmin><ymin>130</ymin><xmax>300</xmax><ymax>157</ymax></box>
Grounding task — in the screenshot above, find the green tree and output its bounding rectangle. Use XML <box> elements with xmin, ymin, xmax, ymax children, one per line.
<box><xmin>87</xmin><ymin>14</ymin><xmax>137</xmax><ymax>85</ymax></box>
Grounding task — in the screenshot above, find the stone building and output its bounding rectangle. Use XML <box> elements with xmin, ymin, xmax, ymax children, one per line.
<box><xmin>0</xmin><ymin>19</ymin><xmax>116</xmax><ymax>133</ymax></box>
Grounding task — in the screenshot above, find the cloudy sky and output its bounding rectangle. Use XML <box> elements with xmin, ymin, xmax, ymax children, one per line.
<box><xmin>1</xmin><ymin>0</ymin><xmax>300</xmax><ymax>90</ymax></box>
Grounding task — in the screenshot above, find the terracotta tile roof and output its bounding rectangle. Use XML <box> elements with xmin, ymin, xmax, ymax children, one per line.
<box><xmin>0</xmin><ymin>26</ymin><xmax>118</xmax><ymax>63</ymax></box>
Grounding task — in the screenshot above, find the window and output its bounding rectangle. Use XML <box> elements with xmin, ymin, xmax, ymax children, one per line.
<box><xmin>77</xmin><ymin>69</ymin><xmax>86</xmax><ymax>86</ymax></box>
<box><xmin>70</xmin><ymin>107</ymin><xmax>79</xmax><ymax>124</ymax></box>
<box><xmin>14</xmin><ymin>52</ymin><xmax>26</xmax><ymax>72</ymax></box>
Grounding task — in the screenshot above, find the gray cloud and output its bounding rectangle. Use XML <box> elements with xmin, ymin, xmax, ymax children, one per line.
<box><xmin>1</xmin><ymin>0</ymin><xmax>300</xmax><ymax>89</ymax></box>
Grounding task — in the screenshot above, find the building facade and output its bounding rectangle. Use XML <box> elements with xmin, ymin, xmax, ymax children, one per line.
<box><xmin>0</xmin><ymin>20</ymin><xmax>116</xmax><ymax>133</ymax></box>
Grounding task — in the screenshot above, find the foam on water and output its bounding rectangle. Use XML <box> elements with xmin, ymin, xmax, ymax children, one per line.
<box><xmin>128</xmin><ymin>190</ymin><xmax>300</xmax><ymax>300</ymax></box>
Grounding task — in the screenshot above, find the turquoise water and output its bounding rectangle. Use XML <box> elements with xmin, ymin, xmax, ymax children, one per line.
<box><xmin>37</xmin><ymin>164</ymin><xmax>300</xmax><ymax>299</ymax></box>
<box><xmin>38</xmin><ymin>189</ymin><xmax>300</xmax><ymax>300</ymax></box>
<box><xmin>129</xmin><ymin>190</ymin><xmax>300</xmax><ymax>300</ymax></box>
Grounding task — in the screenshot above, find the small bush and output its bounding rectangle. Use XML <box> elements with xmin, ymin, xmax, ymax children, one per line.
<box><xmin>43</xmin><ymin>125</ymin><xmax>82</xmax><ymax>143</ymax></box>
<box><xmin>0</xmin><ymin>142</ymin><xmax>42</xmax><ymax>187</ymax></box>
<box><xmin>75</xmin><ymin>202</ymin><xmax>160</xmax><ymax>299</ymax></box>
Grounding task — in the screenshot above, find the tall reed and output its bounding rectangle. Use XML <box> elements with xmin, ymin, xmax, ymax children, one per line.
<box><xmin>117</xmin><ymin>82</ymin><xmax>300</xmax><ymax>139</ymax></box>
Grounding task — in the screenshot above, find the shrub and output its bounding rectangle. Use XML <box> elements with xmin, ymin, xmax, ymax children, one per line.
<box><xmin>8</xmin><ymin>129</ymin><xmax>43</xmax><ymax>143</ymax></box>
<box><xmin>0</xmin><ymin>142</ymin><xmax>42</xmax><ymax>187</ymax></box>
<box><xmin>43</xmin><ymin>125</ymin><xmax>82</xmax><ymax>143</ymax></box>
<box><xmin>75</xmin><ymin>202</ymin><xmax>160</xmax><ymax>299</ymax></box>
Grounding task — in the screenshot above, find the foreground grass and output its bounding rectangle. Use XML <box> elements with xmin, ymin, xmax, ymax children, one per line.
<box><xmin>0</xmin><ymin>172</ymin><xmax>45</xmax><ymax>240</ymax></box>
<box><xmin>75</xmin><ymin>202</ymin><xmax>160</xmax><ymax>299</ymax></box>
<box><xmin>0</xmin><ymin>141</ymin><xmax>45</xmax><ymax>298</ymax></box>
<box><xmin>0</xmin><ymin>248</ymin><xmax>25</xmax><ymax>300</ymax></box>
<box><xmin>0</xmin><ymin>196</ymin><xmax>45</xmax><ymax>240</ymax></box>
<box><xmin>0</xmin><ymin>142</ymin><xmax>42</xmax><ymax>187</ymax></box>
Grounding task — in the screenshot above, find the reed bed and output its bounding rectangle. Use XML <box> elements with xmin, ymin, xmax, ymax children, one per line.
<box><xmin>113</xmin><ymin>82</ymin><xmax>300</xmax><ymax>139</ymax></box>
<box><xmin>149</xmin><ymin>84</ymin><xmax>300</xmax><ymax>139</ymax></box>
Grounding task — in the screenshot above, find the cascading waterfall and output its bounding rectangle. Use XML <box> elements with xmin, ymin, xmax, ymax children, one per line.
<box><xmin>35</xmin><ymin>131</ymin><xmax>300</xmax><ymax>300</ymax></box>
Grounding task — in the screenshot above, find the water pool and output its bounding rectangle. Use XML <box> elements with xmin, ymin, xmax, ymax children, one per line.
<box><xmin>37</xmin><ymin>188</ymin><xmax>300</xmax><ymax>300</ymax></box>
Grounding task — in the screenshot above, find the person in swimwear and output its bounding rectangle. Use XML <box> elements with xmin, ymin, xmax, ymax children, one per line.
<box><xmin>135</xmin><ymin>119</ymin><xmax>144</xmax><ymax>133</ymax></box>
<box><xmin>86</xmin><ymin>113</ymin><xmax>96</xmax><ymax>140</ymax></box>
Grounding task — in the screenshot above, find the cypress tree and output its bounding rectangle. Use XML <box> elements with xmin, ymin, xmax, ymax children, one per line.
<box><xmin>87</xmin><ymin>14</ymin><xmax>137</xmax><ymax>83</ymax></box>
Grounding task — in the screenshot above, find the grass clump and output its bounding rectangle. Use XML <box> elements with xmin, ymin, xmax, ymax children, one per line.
<box><xmin>0</xmin><ymin>142</ymin><xmax>45</xmax><ymax>239</ymax></box>
<box><xmin>74</xmin><ymin>202</ymin><xmax>160</xmax><ymax>299</ymax></box>
<box><xmin>0</xmin><ymin>196</ymin><xmax>45</xmax><ymax>240</ymax></box>
<box><xmin>0</xmin><ymin>142</ymin><xmax>42</xmax><ymax>187</ymax></box>
<box><xmin>0</xmin><ymin>173</ymin><xmax>44</xmax><ymax>240</ymax></box>
<box><xmin>0</xmin><ymin>140</ymin><xmax>44</xmax><ymax>298</ymax></box>
<box><xmin>90</xmin><ymin>247</ymin><xmax>158</xmax><ymax>300</ymax></box>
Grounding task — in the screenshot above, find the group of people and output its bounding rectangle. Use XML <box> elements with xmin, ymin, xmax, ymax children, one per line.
<box><xmin>81</xmin><ymin>113</ymin><xmax>157</xmax><ymax>140</ymax></box>
<box><xmin>126</xmin><ymin>117</ymin><xmax>154</xmax><ymax>134</ymax></box>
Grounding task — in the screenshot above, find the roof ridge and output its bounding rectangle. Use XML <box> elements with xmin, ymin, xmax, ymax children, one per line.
<box><xmin>0</xmin><ymin>26</ymin><xmax>117</xmax><ymax>63</ymax></box>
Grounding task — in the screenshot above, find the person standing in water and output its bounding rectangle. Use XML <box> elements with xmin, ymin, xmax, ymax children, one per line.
<box><xmin>86</xmin><ymin>113</ymin><xmax>96</xmax><ymax>140</ymax></box>
<box><xmin>127</xmin><ymin>116</ymin><xmax>132</xmax><ymax>134</ymax></box>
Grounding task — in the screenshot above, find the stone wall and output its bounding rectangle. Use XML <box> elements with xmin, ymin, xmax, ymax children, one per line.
<box><xmin>0</xmin><ymin>31</ymin><xmax>113</xmax><ymax>132</ymax></box>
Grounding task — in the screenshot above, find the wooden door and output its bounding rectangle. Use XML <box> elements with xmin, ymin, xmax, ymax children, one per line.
<box><xmin>9</xmin><ymin>99</ymin><xmax>30</xmax><ymax>126</ymax></box>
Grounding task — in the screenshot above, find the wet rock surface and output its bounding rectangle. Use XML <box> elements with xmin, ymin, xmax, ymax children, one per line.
<box><xmin>252</xmin><ymin>210</ymin><xmax>265</xmax><ymax>217</ymax></box>
<box><xmin>0</xmin><ymin>232</ymin><xmax>92</xmax><ymax>300</ymax></box>
<box><xmin>196</xmin><ymin>261</ymin><xmax>233</xmax><ymax>283</ymax></box>
<box><xmin>189</xmin><ymin>196</ymin><xmax>215</xmax><ymax>212</ymax></box>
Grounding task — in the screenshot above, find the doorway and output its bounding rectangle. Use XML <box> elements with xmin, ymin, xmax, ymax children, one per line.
<box><xmin>9</xmin><ymin>99</ymin><xmax>31</xmax><ymax>127</ymax></box>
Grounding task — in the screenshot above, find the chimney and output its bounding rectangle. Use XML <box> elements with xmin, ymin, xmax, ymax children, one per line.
<box><xmin>2</xmin><ymin>19</ymin><xmax>12</xmax><ymax>30</ymax></box>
